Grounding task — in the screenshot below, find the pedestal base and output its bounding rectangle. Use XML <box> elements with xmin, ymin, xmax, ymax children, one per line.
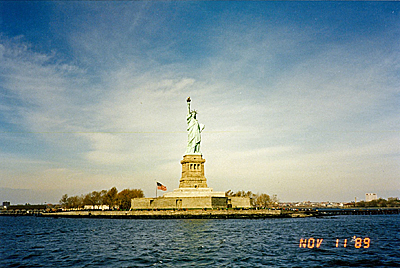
<box><xmin>179</xmin><ymin>154</ymin><xmax>208</xmax><ymax>188</ymax></box>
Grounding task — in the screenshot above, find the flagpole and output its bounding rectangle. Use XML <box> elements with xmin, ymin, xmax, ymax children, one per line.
<box><xmin>155</xmin><ymin>181</ymin><xmax>157</xmax><ymax>198</ymax></box>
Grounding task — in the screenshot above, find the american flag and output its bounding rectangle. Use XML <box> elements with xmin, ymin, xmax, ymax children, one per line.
<box><xmin>157</xmin><ymin>181</ymin><xmax>167</xmax><ymax>191</ymax></box>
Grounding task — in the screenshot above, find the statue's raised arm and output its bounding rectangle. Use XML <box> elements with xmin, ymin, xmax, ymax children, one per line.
<box><xmin>185</xmin><ymin>97</ymin><xmax>204</xmax><ymax>155</ymax></box>
<box><xmin>187</xmin><ymin>97</ymin><xmax>191</xmax><ymax>115</ymax></box>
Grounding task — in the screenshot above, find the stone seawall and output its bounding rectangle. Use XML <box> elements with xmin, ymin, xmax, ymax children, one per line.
<box><xmin>39</xmin><ymin>209</ymin><xmax>306</xmax><ymax>219</ymax></box>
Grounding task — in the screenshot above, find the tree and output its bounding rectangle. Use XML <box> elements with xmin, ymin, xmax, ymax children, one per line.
<box><xmin>270</xmin><ymin>194</ymin><xmax>279</xmax><ymax>207</ymax></box>
<box><xmin>60</xmin><ymin>194</ymin><xmax>84</xmax><ymax>209</ymax></box>
<box><xmin>355</xmin><ymin>201</ymin><xmax>366</xmax><ymax>207</ymax></box>
<box><xmin>116</xmin><ymin>189</ymin><xmax>144</xmax><ymax>210</ymax></box>
<box><xmin>225</xmin><ymin>190</ymin><xmax>234</xmax><ymax>196</ymax></box>
<box><xmin>83</xmin><ymin>193</ymin><xmax>93</xmax><ymax>205</ymax></box>
<box><xmin>102</xmin><ymin>187</ymin><xmax>118</xmax><ymax>209</ymax></box>
<box><xmin>83</xmin><ymin>191</ymin><xmax>103</xmax><ymax>206</ymax></box>
<box><xmin>225</xmin><ymin>190</ymin><xmax>255</xmax><ymax>198</ymax></box>
<box><xmin>59</xmin><ymin>187</ymin><xmax>144</xmax><ymax>210</ymax></box>
<box><xmin>67</xmin><ymin>195</ymin><xmax>83</xmax><ymax>209</ymax></box>
<box><xmin>60</xmin><ymin>194</ymin><xmax>69</xmax><ymax>208</ymax></box>
<box><xmin>377</xmin><ymin>198</ymin><xmax>387</xmax><ymax>207</ymax></box>
<box><xmin>387</xmin><ymin>198</ymin><xmax>400</xmax><ymax>207</ymax></box>
<box><xmin>254</xmin><ymin>193</ymin><xmax>271</xmax><ymax>208</ymax></box>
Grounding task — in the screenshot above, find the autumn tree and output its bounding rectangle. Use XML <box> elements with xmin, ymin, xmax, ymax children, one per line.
<box><xmin>60</xmin><ymin>194</ymin><xmax>69</xmax><ymax>208</ymax></box>
<box><xmin>68</xmin><ymin>195</ymin><xmax>83</xmax><ymax>209</ymax></box>
<box><xmin>60</xmin><ymin>187</ymin><xmax>144</xmax><ymax>210</ymax></box>
<box><xmin>225</xmin><ymin>190</ymin><xmax>258</xmax><ymax>206</ymax></box>
<box><xmin>59</xmin><ymin>194</ymin><xmax>84</xmax><ymax>209</ymax></box>
<box><xmin>225</xmin><ymin>190</ymin><xmax>233</xmax><ymax>196</ymax></box>
<box><xmin>116</xmin><ymin>189</ymin><xmax>144</xmax><ymax>210</ymax></box>
<box><xmin>254</xmin><ymin>193</ymin><xmax>271</xmax><ymax>207</ymax></box>
<box><xmin>225</xmin><ymin>190</ymin><xmax>255</xmax><ymax>198</ymax></box>
<box><xmin>355</xmin><ymin>198</ymin><xmax>399</xmax><ymax>208</ymax></box>
<box><xmin>83</xmin><ymin>190</ymin><xmax>105</xmax><ymax>206</ymax></box>
<box><xmin>270</xmin><ymin>194</ymin><xmax>279</xmax><ymax>207</ymax></box>
<box><xmin>355</xmin><ymin>201</ymin><xmax>366</xmax><ymax>207</ymax></box>
<box><xmin>102</xmin><ymin>187</ymin><xmax>118</xmax><ymax>209</ymax></box>
<box><xmin>387</xmin><ymin>198</ymin><xmax>400</xmax><ymax>207</ymax></box>
<box><xmin>226</xmin><ymin>190</ymin><xmax>279</xmax><ymax>208</ymax></box>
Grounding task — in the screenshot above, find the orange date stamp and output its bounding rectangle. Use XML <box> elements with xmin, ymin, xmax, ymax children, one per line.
<box><xmin>299</xmin><ymin>236</ymin><xmax>371</xmax><ymax>249</ymax></box>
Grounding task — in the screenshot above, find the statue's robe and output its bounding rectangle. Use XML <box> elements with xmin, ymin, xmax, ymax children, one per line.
<box><xmin>186</xmin><ymin>111</ymin><xmax>204</xmax><ymax>154</ymax></box>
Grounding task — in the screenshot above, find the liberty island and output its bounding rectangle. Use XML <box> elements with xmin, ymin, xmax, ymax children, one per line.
<box><xmin>36</xmin><ymin>97</ymin><xmax>313</xmax><ymax>217</ymax></box>
<box><xmin>31</xmin><ymin>98</ymin><xmax>400</xmax><ymax>218</ymax></box>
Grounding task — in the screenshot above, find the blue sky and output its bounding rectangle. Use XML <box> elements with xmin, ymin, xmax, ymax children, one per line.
<box><xmin>0</xmin><ymin>1</ymin><xmax>399</xmax><ymax>204</ymax></box>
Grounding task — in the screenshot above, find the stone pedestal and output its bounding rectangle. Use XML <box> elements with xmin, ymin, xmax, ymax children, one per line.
<box><xmin>179</xmin><ymin>154</ymin><xmax>208</xmax><ymax>188</ymax></box>
<box><xmin>163</xmin><ymin>154</ymin><xmax>225</xmax><ymax>199</ymax></box>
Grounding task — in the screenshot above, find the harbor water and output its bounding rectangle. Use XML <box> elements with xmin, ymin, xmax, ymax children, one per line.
<box><xmin>1</xmin><ymin>215</ymin><xmax>399</xmax><ymax>267</ymax></box>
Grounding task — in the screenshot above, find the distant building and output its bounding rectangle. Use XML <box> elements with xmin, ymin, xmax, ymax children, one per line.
<box><xmin>365</xmin><ymin>193</ymin><xmax>378</xmax><ymax>202</ymax></box>
<box><xmin>83</xmin><ymin>205</ymin><xmax>109</xmax><ymax>210</ymax></box>
<box><xmin>2</xmin><ymin>201</ymin><xmax>10</xmax><ymax>209</ymax></box>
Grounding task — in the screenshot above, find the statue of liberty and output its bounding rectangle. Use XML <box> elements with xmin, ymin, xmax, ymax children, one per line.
<box><xmin>186</xmin><ymin>97</ymin><xmax>205</xmax><ymax>154</ymax></box>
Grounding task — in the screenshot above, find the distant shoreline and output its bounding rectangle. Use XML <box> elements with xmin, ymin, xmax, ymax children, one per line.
<box><xmin>38</xmin><ymin>209</ymin><xmax>298</xmax><ymax>219</ymax></box>
<box><xmin>2</xmin><ymin>207</ymin><xmax>398</xmax><ymax>219</ymax></box>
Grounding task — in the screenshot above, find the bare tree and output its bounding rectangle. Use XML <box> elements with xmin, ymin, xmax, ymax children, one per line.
<box><xmin>254</xmin><ymin>193</ymin><xmax>271</xmax><ymax>208</ymax></box>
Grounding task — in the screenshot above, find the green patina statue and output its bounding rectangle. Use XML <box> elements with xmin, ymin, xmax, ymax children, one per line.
<box><xmin>186</xmin><ymin>97</ymin><xmax>205</xmax><ymax>154</ymax></box>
